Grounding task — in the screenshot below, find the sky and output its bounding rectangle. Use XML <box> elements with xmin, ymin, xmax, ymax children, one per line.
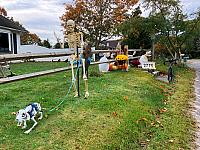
<box><xmin>0</xmin><ymin>0</ymin><xmax>200</xmax><ymax>45</ymax></box>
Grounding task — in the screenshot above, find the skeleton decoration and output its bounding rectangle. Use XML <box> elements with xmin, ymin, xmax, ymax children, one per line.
<box><xmin>16</xmin><ymin>103</ymin><xmax>43</xmax><ymax>134</ymax></box>
<box><xmin>64</xmin><ymin>20</ymin><xmax>89</xmax><ymax>98</ymax></box>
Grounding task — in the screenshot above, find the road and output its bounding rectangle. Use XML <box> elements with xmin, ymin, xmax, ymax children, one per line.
<box><xmin>187</xmin><ymin>59</ymin><xmax>200</xmax><ymax>149</ymax></box>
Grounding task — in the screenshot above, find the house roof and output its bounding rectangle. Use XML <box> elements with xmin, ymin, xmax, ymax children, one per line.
<box><xmin>102</xmin><ymin>39</ymin><xmax>121</xmax><ymax>49</ymax></box>
<box><xmin>0</xmin><ymin>15</ymin><xmax>26</xmax><ymax>32</ymax></box>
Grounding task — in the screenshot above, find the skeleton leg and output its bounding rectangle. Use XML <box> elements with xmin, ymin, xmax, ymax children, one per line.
<box><xmin>17</xmin><ymin>122</ymin><xmax>22</xmax><ymax>127</ymax></box>
<box><xmin>70</xmin><ymin>59</ymin><xmax>78</xmax><ymax>97</ymax></box>
<box><xmin>82</xmin><ymin>59</ymin><xmax>89</xmax><ymax>98</ymax></box>
<box><xmin>38</xmin><ymin>112</ymin><xmax>43</xmax><ymax>120</ymax></box>
<box><xmin>22</xmin><ymin>120</ymin><xmax>27</xmax><ymax>129</ymax></box>
<box><xmin>24</xmin><ymin>117</ymin><xmax>37</xmax><ymax>134</ymax></box>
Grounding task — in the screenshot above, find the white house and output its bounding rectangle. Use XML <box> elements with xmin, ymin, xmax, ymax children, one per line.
<box><xmin>0</xmin><ymin>15</ymin><xmax>25</xmax><ymax>54</ymax></box>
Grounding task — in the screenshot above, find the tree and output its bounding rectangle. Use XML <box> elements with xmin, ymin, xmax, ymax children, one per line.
<box><xmin>143</xmin><ymin>0</ymin><xmax>200</xmax><ymax>58</ymax></box>
<box><xmin>61</xmin><ymin>0</ymin><xmax>139</xmax><ymax>49</ymax></box>
<box><xmin>185</xmin><ymin>17</ymin><xmax>200</xmax><ymax>57</ymax></box>
<box><xmin>21</xmin><ymin>32</ymin><xmax>42</xmax><ymax>45</ymax></box>
<box><xmin>0</xmin><ymin>6</ymin><xmax>7</xmax><ymax>16</ymax></box>
<box><xmin>42</xmin><ymin>39</ymin><xmax>51</xmax><ymax>48</ymax></box>
<box><xmin>117</xmin><ymin>6</ymin><xmax>152</xmax><ymax>49</ymax></box>
<box><xmin>54</xmin><ymin>43</ymin><xmax>61</xmax><ymax>49</ymax></box>
<box><xmin>53</xmin><ymin>42</ymin><xmax>69</xmax><ymax>49</ymax></box>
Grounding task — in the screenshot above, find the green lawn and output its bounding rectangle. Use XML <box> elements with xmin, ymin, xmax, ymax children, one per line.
<box><xmin>0</xmin><ymin>62</ymin><xmax>196</xmax><ymax>150</ymax></box>
<box><xmin>10</xmin><ymin>61</ymin><xmax>69</xmax><ymax>75</ymax></box>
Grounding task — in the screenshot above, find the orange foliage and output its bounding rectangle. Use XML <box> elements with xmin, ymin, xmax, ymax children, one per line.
<box><xmin>60</xmin><ymin>0</ymin><xmax>138</xmax><ymax>47</ymax></box>
<box><xmin>21</xmin><ymin>32</ymin><xmax>41</xmax><ymax>45</ymax></box>
<box><xmin>0</xmin><ymin>7</ymin><xmax>7</xmax><ymax>16</ymax></box>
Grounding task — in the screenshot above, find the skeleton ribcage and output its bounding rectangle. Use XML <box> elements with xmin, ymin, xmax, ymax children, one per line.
<box><xmin>67</xmin><ymin>33</ymin><xmax>81</xmax><ymax>48</ymax></box>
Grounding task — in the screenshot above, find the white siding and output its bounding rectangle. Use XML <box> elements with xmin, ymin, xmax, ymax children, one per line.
<box><xmin>16</xmin><ymin>34</ymin><xmax>20</xmax><ymax>54</ymax></box>
<box><xmin>8</xmin><ymin>33</ymin><xmax>11</xmax><ymax>52</ymax></box>
<box><xmin>0</xmin><ymin>28</ymin><xmax>11</xmax><ymax>34</ymax></box>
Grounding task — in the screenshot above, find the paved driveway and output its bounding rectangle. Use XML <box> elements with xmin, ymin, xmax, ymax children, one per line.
<box><xmin>187</xmin><ymin>59</ymin><xmax>200</xmax><ymax>149</ymax></box>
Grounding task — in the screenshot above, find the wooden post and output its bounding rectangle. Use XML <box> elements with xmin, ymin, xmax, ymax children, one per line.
<box><xmin>76</xmin><ymin>46</ymin><xmax>80</xmax><ymax>97</ymax></box>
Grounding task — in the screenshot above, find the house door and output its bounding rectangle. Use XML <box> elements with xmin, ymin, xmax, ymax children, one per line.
<box><xmin>13</xmin><ymin>33</ymin><xmax>17</xmax><ymax>54</ymax></box>
<box><xmin>0</xmin><ymin>33</ymin><xmax>9</xmax><ymax>53</ymax></box>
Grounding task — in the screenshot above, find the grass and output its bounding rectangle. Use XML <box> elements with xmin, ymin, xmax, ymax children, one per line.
<box><xmin>10</xmin><ymin>61</ymin><xmax>69</xmax><ymax>75</ymax></box>
<box><xmin>0</xmin><ymin>62</ymin><xmax>196</xmax><ymax>150</ymax></box>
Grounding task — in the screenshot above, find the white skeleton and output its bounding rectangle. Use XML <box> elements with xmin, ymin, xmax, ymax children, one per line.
<box><xmin>64</xmin><ymin>20</ymin><xmax>89</xmax><ymax>98</ymax></box>
<box><xmin>16</xmin><ymin>103</ymin><xmax>43</xmax><ymax>134</ymax></box>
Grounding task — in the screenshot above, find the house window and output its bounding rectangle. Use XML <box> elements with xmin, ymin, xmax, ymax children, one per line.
<box><xmin>0</xmin><ymin>33</ymin><xmax>9</xmax><ymax>53</ymax></box>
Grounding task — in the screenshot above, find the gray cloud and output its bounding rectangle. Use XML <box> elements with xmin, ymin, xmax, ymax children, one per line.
<box><xmin>1</xmin><ymin>0</ymin><xmax>69</xmax><ymax>44</ymax></box>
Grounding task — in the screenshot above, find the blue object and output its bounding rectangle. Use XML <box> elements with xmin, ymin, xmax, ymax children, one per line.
<box><xmin>27</xmin><ymin>103</ymin><xmax>39</xmax><ymax>118</ymax></box>
<box><xmin>70</xmin><ymin>58</ymin><xmax>91</xmax><ymax>65</ymax></box>
<box><xmin>87</xmin><ymin>57</ymin><xmax>91</xmax><ymax>64</ymax></box>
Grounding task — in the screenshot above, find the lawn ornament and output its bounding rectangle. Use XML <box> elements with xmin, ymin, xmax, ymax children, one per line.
<box><xmin>109</xmin><ymin>63</ymin><xmax>113</xmax><ymax>71</ymax></box>
<box><xmin>130</xmin><ymin>58</ymin><xmax>140</xmax><ymax>67</ymax></box>
<box><xmin>109</xmin><ymin>45</ymin><xmax>129</xmax><ymax>71</ymax></box>
<box><xmin>115</xmin><ymin>54</ymin><xmax>128</xmax><ymax>70</ymax></box>
<box><xmin>139</xmin><ymin>51</ymin><xmax>151</xmax><ymax>64</ymax></box>
<box><xmin>0</xmin><ymin>62</ymin><xmax>15</xmax><ymax>78</ymax></box>
<box><xmin>139</xmin><ymin>51</ymin><xmax>156</xmax><ymax>70</ymax></box>
<box><xmin>99</xmin><ymin>54</ymin><xmax>109</xmax><ymax>72</ymax></box>
<box><xmin>16</xmin><ymin>103</ymin><xmax>43</xmax><ymax>134</ymax></box>
<box><xmin>64</xmin><ymin>20</ymin><xmax>89</xmax><ymax>98</ymax></box>
<box><xmin>83</xmin><ymin>44</ymin><xmax>92</xmax><ymax>78</ymax></box>
<box><xmin>112</xmin><ymin>65</ymin><xmax>118</xmax><ymax>70</ymax></box>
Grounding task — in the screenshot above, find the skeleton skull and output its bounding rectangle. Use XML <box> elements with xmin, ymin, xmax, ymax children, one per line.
<box><xmin>66</xmin><ymin>20</ymin><xmax>75</xmax><ymax>33</ymax></box>
<box><xmin>16</xmin><ymin>109</ymin><xmax>27</xmax><ymax>126</ymax></box>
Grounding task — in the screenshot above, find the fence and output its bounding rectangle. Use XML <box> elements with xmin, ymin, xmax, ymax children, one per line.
<box><xmin>0</xmin><ymin>49</ymin><xmax>148</xmax><ymax>84</ymax></box>
<box><xmin>0</xmin><ymin>50</ymin><xmax>119</xmax><ymax>84</ymax></box>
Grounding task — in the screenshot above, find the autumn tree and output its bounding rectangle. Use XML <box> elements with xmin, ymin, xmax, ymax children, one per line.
<box><xmin>0</xmin><ymin>6</ymin><xmax>7</xmax><ymax>16</ymax></box>
<box><xmin>21</xmin><ymin>32</ymin><xmax>42</xmax><ymax>45</ymax></box>
<box><xmin>61</xmin><ymin>0</ymin><xmax>138</xmax><ymax>49</ymax></box>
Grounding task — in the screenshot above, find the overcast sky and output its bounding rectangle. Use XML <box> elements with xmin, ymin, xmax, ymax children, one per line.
<box><xmin>0</xmin><ymin>0</ymin><xmax>199</xmax><ymax>45</ymax></box>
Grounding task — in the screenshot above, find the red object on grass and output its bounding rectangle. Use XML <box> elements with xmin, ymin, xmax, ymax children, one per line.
<box><xmin>130</xmin><ymin>59</ymin><xmax>140</xmax><ymax>67</ymax></box>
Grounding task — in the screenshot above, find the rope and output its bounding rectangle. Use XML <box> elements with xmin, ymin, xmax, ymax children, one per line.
<box><xmin>48</xmin><ymin>59</ymin><xmax>81</xmax><ymax>112</ymax></box>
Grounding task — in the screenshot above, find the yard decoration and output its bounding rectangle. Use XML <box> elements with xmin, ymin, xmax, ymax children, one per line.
<box><xmin>115</xmin><ymin>54</ymin><xmax>128</xmax><ymax>70</ymax></box>
<box><xmin>99</xmin><ymin>54</ymin><xmax>109</xmax><ymax>72</ymax></box>
<box><xmin>0</xmin><ymin>62</ymin><xmax>16</xmax><ymax>78</ymax></box>
<box><xmin>15</xmin><ymin>103</ymin><xmax>43</xmax><ymax>134</ymax></box>
<box><xmin>64</xmin><ymin>20</ymin><xmax>89</xmax><ymax>98</ymax></box>
<box><xmin>139</xmin><ymin>51</ymin><xmax>156</xmax><ymax>70</ymax></box>
<box><xmin>139</xmin><ymin>51</ymin><xmax>151</xmax><ymax>64</ymax></box>
<box><xmin>83</xmin><ymin>44</ymin><xmax>92</xmax><ymax>78</ymax></box>
<box><xmin>112</xmin><ymin>64</ymin><xmax>118</xmax><ymax>70</ymax></box>
<box><xmin>117</xmin><ymin>45</ymin><xmax>129</xmax><ymax>71</ymax></box>
<box><xmin>109</xmin><ymin>44</ymin><xmax>129</xmax><ymax>71</ymax></box>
